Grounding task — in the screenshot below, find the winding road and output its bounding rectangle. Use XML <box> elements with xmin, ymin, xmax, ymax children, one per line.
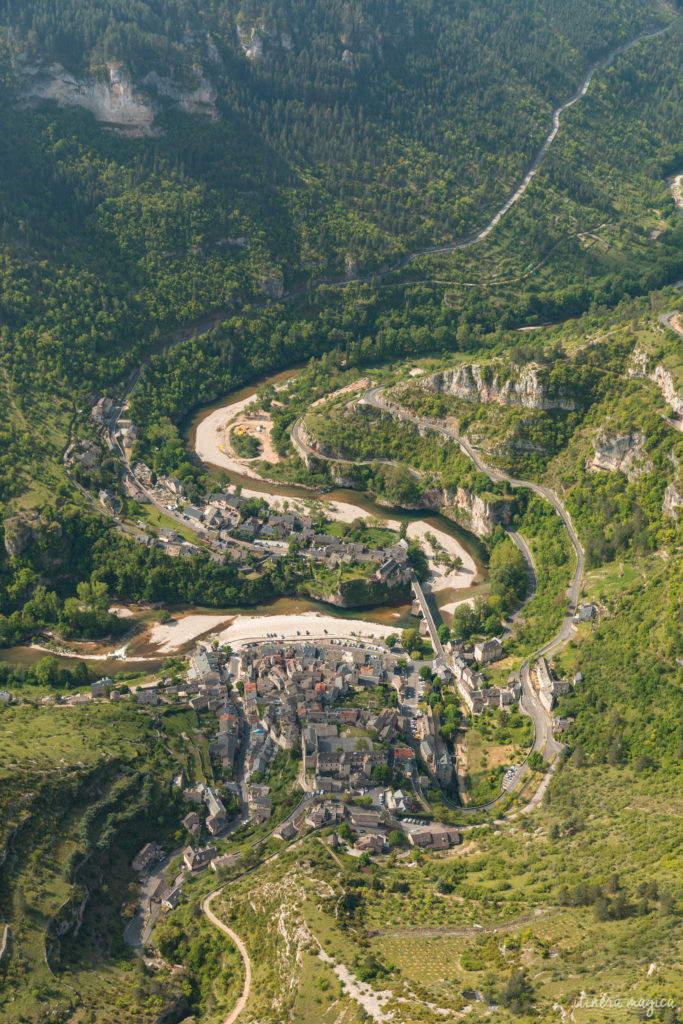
<box><xmin>363</xmin><ymin>387</ymin><xmax>584</xmax><ymax>615</ymax></box>
<box><xmin>203</xmin><ymin>889</ymin><xmax>252</xmax><ymax>1024</ymax></box>
<box><xmin>364</xmin><ymin>387</ymin><xmax>580</xmax><ymax>776</ymax></box>
<box><xmin>295</xmin><ymin>382</ymin><xmax>582</xmax><ymax>806</ymax></box>
<box><xmin>104</xmin><ymin>24</ymin><xmax>672</xmax><ymax>428</ymax></box>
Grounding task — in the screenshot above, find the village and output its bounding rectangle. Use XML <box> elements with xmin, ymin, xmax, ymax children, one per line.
<box><xmin>67</xmin><ymin>416</ymin><xmax>416</xmax><ymax>594</ymax></box>
<box><xmin>64</xmin><ymin>614</ymin><xmax>578</xmax><ymax>912</ymax></box>
<box><xmin>59</xmin><ymin>398</ymin><xmax>585</xmax><ymax>937</ymax></box>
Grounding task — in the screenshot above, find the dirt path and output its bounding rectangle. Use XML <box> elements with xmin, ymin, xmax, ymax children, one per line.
<box><xmin>318</xmin><ymin>836</ymin><xmax>345</xmax><ymax>870</ymax></box>
<box><xmin>202</xmin><ymin>889</ymin><xmax>252</xmax><ymax>1024</ymax></box>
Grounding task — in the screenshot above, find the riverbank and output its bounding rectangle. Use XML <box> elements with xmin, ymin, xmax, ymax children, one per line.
<box><xmin>191</xmin><ymin>375</ymin><xmax>483</xmax><ymax>601</ymax></box>
<box><xmin>216</xmin><ymin>612</ymin><xmax>398</xmax><ymax>648</ymax></box>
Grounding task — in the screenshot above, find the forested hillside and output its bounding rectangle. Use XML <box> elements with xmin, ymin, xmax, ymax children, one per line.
<box><xmin>0</xmin><ymin>3</ymin><xmax>682</xmax><ymax>1023</ymax></box>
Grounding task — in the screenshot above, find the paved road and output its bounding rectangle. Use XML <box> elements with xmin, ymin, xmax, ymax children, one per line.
<box><xmin>364</xmin><ymin>387</ymin><xmax>584</xmax><ymax>617</ymax></box>
<box><xmin>290</xmin><ymin>416</ymin><xmax>423</xmax><ymax>479</ymax></box>
<box><xmin>203</xmin><ymin>889</ymin><xmax>252</xmax><ymax>1024</ymax></box>
<box><xmin>359</xmin><ymin>385</ymin><xmax>583</xmax><ymax>804</ymax></box>
<box><xmin>109</xmin><ymin>24</ymin><xmax>671</xmax><ymax>367</ymax></box>
<box><xmin>409</xmin><ymin>572</ymin><xmax>445</xmax><ymax>660</ymax></box>
<box><xmin>660</xmin><ymin>311</ymin><xmax>683</xmax><ymax>339</ymax></box>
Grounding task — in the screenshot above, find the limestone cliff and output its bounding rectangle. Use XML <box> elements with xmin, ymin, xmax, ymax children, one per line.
<box><xmin>663</xmin><ymin>482</ymin><xmax>683</xmax><ymax>519</ymax></box>
<box><xmin>424</xmin><ymin>486</ymin><xmax>512</xmax><ymax>536</ymax></box>
<box><xmin>258</xmin><ymin>275</ymin><xmax>285</xmax><ymax>300</ymax></box>
<box><xmin>425</xmin><ymin>363</ymin><xmax>576</xmax><ymax>411</ymax></box>
<box><xmin>17</xmin><ymin>60</ymin><xmax>157</xmax><ymax>133</ymax></box>
<box><xmin>306</xmin><ymin>576</ymin><xmax>410</xmax><ymax>609</ymax></box>
<box><xmin>590</xmin><ymin>430</ymin><xmax>653</xmax><ymax>480</ymax></box>
<box><xmin>628</xmin><ymin>346</ymin><xmax>683</xmax><ymax>417</ymax></box>
<box><xmin>4</xmin><ymin>511</ymin><xmax>45</xmax><ymax>558</ymax></box>
<box><xmin>16</xmin><ymin>58</ymin><xmax>218</xmax><ymax>133</ymax></box>
<box><xmin>143</xmin><ymin>69</ymin><xmax>218</xmax><ymax>119</ymax></box>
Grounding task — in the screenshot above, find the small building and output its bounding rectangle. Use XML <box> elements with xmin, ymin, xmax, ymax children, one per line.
<box><xmin>132</xmin><ymin>842</ymin><xmax>162</xmax><ymax>873</ymax></box>
<box><xmin>354</xmin><ymin>833</ymin><xmax>385</xmax><ymax>854</ymax></box>
<box><xmin>473</xmin><ymin>637</ymin><xmax>503</xmax><ymax>665</ymax></box>
<box><xmin>137</xmin><ymin>689</ymin><xmax>160</xmax><ymax>706</ymax></box>
<box><xmin>274</xmin><ymin>821</ymin><xmax>297</xmax><ymax>842</ymax></box>
<box><xmin>162</xmin><ymin>887</ymin><xmax>182</xmax><ymax>910</ymax></box>
<box><xmin>183</xmin><ymin>845</ymin><xmax>217</xmax><ymax>871</ymax></box>
<box><xmin>182</xmin><ymin>812</ymin><xmax>201</xmax><ymax>836</ymax></box>
<box><xmin>211</xmin><ymin>851</ymin><xmax>242</xmax><ymax>872</ymax></box>
<box><xmin>91</xmin><ymin>396</ymin><xmax>114</xmax><ymax>423</ymax></box>
<box><xmin>91</xmin><ymin>677</ymin><xmax>113</xmax><ymax>698</ymax></box>
<box><xmin>347</xmin><ymin>808</ymin><xmax>382</xmax><ymax>831</ymax></box>
<box><xmin>183</xmin><ymin>787</ymin><xmax>204</xmax><ymax>804</ymax></box>
<box><xmin>408</xmin><ymin>829</ymin><xmax>460</xmax><ymax>850</ymax></box>
<box><xmin>99</xmin><ymin>489</ymin><xmax>122</xmax><ymax>514</ymax></box>
<box><xmin>165</xmin><ymin>477</ymin><xmax>185</xmax><ymax>495</ymax></box>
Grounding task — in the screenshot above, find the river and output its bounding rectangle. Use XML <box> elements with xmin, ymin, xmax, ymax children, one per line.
<box><xmin>186</xmin><ymin>373</ymin><xmax>487</xmax><ymax>568</ymax></box>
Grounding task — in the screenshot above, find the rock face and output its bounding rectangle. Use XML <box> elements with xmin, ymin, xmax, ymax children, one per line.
<box><xmin>144</xmin><ymin>69</ymin><xmax>218</xmax><ymax>119</ymax></box>
<box><xmin>45</xmin><ymin>886</ymin><xmax>89</xmax><ymax>969</ymax></box>
<box><xmin>3</xmin><ymin>511</ymin><xmax>42</xmax><ymax>558</ymax></box>
<box><xmin>663</xmin><ymin>482</ymin><xmax>683</xmax><ymax>519</ymax></box>
<box><xmin>651</xmin><ymin>365</ymin><xmax>683</xmax><ymax>418</ymax></box>
<box><xmin>17</xmin><ymin>60</ymin><xmax>157</xmax><ymax>133</ymax></box>
<box><xmin>590</xmin><ymin>431</ymin><xmax>653</xmax><ymax>480</ymax></box>
<box><xmin>237</xmin><ymin>24</ymin><xmax>265</xmax><ymax>60</ymax></box>
<box><xmin>258</xmin><ymin>275</ymin><xmax>285</xmax><ymax>300</ymax></box>
<box><xmin>629</xmin><ymin>346</ymin><xmax>683</xmax><ymax>417</ymax></box>
<box><xmin>307</xmin><ymin>577</ymin><xmax>410</xmax><ymax>609</ymax></box>
<box><xmin>424</xmin><ymin>486</ymin><xmax>512</xmax><ymax>536</ymax></box>
<box><xmin>425</xmin><ymin>364</ymin><xmax>576</xmax><ymax>411</ymax></box>
<box><xmin>16</xmin><ymin>58</ymin><xmax>219</xmax><ymax>133</ymax></box>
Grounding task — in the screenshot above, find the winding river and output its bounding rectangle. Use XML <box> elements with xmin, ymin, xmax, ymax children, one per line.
<box><xmin>188</xmin><ymin>373</ymin><xmax>489</xmax><ymax>606</ymax></box>
<box><xmin>8</xmin><ymin>27</ymin><xmax>668</xmax><ymax>676</ymax></box>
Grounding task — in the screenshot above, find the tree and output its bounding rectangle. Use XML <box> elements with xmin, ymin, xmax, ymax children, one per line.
<box><xmin>388</xmin><ymin>830</ymin><xmax>405</xmax><ymax>847</ymax></box>
<box><xmin>33</xmin><ymin>656</ymin><xmax>60</xmax><ymax>688</ymax></box>
<box><xmin>527</xmin><ymin>751</ymin><xmax>546</xmax><ymax>772</ymax></box>
<box><xmin>594</xmin><ymin>897</ymin><xmax>610</xmax><ymax>921</ymax></box>
<box><xmin>338</xmin><ymin>822</ymin><xmax>352</xmax><ymax>842</ymax></box>
<box><xmin>385</xmin><ymin>634</ymin><xmax>397</xmax><ymax>648</ymax></box>
<box><xmin>437</xmin><ymin>623</ymin><xmax>451</xmax><ymax>644</ymax></box>
<box><xmin>401</xmin><ymin>628</ymin><xmax>419</xmax><ymax>652</ymax></box>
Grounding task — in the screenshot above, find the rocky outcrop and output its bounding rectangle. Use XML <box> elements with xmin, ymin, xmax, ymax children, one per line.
<box><xmin>16</xmin><ymin>58</ymin><xmax>219</xmax><ymax>132</ymax></box>
<box><xmin>237</xmin><ymin>24</ymin><xmax>265</xmax><ymax>60</ymax></box>
<box><xmin>3</xmin><ymin>511</ymin><xmax>44</xmax><ymax>558</ymax></box>
<box><xmin>258</xmin><ymin>275</ymin><xmax>285</xmax><ymax>300</ymax></box>
<box><xmin>671</xmin><ymin>173</ymin><xmax>683</xmax><ymax>211</ymax></box>
<box><xmin>426</xmin><ymin>486</ymin><xmax>512</xmax><ymax>536</ymax></box>
<box><xmin>152</xmin><ymin>994</ymin><xmax>191</xmax><ymax>1024</ymax></box>
<box><xmin>143</xmin><ymin>69</ymin><xmax>218</xmax><ymax>119</ymax></box>
<box><xmin>426</xmin><ymin>364</ymin><xmax>576</xmax><ymax>411</ymax></box>
<box><xmin>590</xmin><ymin>431</ymin><xmax>653</xmax><ymax>480</ymax></box>
<box><xmin>307</xmin><ymin>576</ymin><xmax>410</xmax><ymax>609</ymax></box>
<box><xmin>45</xmin><ymin>887</ymin><xmax>89</xmax><ymax>970</ymax></box>
<box><xmin>651</xmin><ymin>365</ymin><xmax>683</xmax><ymax>418</ymax></box>
<box><xmin>663</xmin><ymin>482</ymin><xmax>683</xmax><ymax>519</ymax></box>
<box><xmin>629</xmin><ymin>346</ymin><xmax>683</xmax><ymax>417</ymax></box>
<box><xmin>17</xmin><ymin>60</ymin><xmax>157</xmax><ymax>133</ymax></box>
